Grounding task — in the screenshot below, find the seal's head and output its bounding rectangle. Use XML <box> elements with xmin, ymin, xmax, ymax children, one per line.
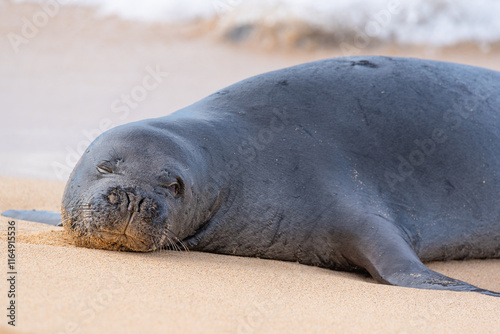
<box><xmin>62</xmin><ymin>121</ymin><xmax>217</xmax><ymax>252</ymax></box>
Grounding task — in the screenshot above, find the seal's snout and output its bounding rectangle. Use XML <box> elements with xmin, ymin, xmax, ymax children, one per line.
<box><xmin>105</xmin><ymin>187</ymin><xmax>160</xmax><ymax>225</ymax></box>
<box><xmin>62</xmin><ymin>185</ymin><xmax>166</xmax><ymax>252</ymax></box>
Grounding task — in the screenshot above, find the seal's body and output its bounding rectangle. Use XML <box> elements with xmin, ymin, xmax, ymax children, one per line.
<box><xmin>61</xmin><ymin>57</ymin><xmax>500</xmax><ymax>296</ymax></box>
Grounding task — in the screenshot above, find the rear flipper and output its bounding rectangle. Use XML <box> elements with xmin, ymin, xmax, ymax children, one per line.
<box><xmin>379</xmin><ymin>262</ymin><xmax>500</xmax><ymax>297</ymax></box>
<box><xmin>346</xmin><ymin>215</ymin><xmax>500</xmax><ymax>297</ymax></box>
<box><xmin>2</xmin><ymin>210</ymin><xmax>62</xmax><ymax>226</ymax></box>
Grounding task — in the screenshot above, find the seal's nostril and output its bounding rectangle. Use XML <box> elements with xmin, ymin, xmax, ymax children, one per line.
<box><xmin>138</xmin><ymin>197</ymin><xmax>145</xmax><ymax>212</ymax></box>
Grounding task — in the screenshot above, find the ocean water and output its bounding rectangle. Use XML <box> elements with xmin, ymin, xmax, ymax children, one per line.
<box><xmin>11</xmin><ymin>0</ymin><xmax>500</xmax><ymax>47</ymax></box>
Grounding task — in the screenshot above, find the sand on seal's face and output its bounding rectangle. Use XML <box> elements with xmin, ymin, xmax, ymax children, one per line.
<box><xmin>1</xmin><ymin>176</ymin><xmax>499</xmax><ymax>334</ymax></box>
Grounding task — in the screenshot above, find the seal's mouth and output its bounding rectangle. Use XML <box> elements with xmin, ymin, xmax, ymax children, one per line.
<box><xmin>62</xmin><ymin>210</ymin><xmax>189</xmax><ymax>253</ymax></box>
<box><xmin>62</xmin><ymin>225</ymin><xmax>157</xmax><ymax>252</ymax></box>
<box><xmin>96</xmin><ymin>231</ymin><xmax>152</xmax><ymax>252</ymax></box>
<box><xmin>64</xmin><ymin>226</ymin><xmax>187</xmax><ymax>252</ymax></box>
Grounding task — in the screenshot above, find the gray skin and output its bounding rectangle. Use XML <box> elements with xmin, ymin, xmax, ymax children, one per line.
<box><xmin>21</xmin><ymin>56</ymin><xmax>500</xmax><ymax>296</ymax></box>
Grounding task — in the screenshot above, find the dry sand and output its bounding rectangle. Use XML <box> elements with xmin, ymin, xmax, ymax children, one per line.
<box><xmin>1</xmin><ymin>2</ymin><xmax>499</xmax><ymax>334</ymax></box>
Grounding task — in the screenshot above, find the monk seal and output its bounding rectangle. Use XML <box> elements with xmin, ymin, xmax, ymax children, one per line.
<box><xmin>6</xmin><ymin>56</ymin><xmax>500</xmax><ymax>296</ymax></box>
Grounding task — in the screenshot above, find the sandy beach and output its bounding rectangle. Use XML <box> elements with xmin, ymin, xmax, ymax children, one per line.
<box><xmin>1</xmin><ymin>2</ymin><xmax>499</xmax><ymax>333</ymax></box>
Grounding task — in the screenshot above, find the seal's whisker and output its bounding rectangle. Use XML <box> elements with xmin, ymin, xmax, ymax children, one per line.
<box><xmin>162</xmin><ymin>232</ymin><xmax>178</xmax><ymax>251</ymax></box>
<box><xmin>165</xmin><ymin>229</ymin><xmax>189</xmax><ymax>252</ymax></box>
<box><xmin>155</xmin><ymin>238</ymin><xmax>166</xmax><ymax>252</ymax></box>
<box><xmin>168</xmin><ymin>233</ymin><xmax>183</xmax><ymax>252</ymax></box>
<box><xmin>150</xmin><ymin>233</ymin><xmax>162</xmax><ymax>252</ymax></box>
<box><xmin>67</xmin><ymin>208</ymin><xmax>94</xmax><ymax>213</ymax></box>
<box><xmin>164</xmin><ymin>235</ymin><xmax>174</xmax><ymax>251</ymax></box>
<box><xmin>170</xmin><ymin>237</ymin><xmax>181</xmax><ymax>252</ymax></box>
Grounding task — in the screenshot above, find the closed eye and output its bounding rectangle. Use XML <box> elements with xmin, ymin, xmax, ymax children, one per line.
<box><xmin>96</xmin><ymin>165</ymin><xmax>113</xmax><ymax>174</ymax></box>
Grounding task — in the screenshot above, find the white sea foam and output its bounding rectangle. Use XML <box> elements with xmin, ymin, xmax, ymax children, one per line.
<box><xmin>11</xmin><ymin>0</ymin><xmax>500</xmax><ymax>46</ymax></box>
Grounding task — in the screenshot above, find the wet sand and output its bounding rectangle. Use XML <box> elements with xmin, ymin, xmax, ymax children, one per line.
<box><xmin>0</xmin><ymin>2</ymin><xmax>499</xmax><ymax>333</ymax></box>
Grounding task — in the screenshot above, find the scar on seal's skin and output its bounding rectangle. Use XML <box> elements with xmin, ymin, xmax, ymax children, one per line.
<box><xmin>351</xmin><ymin>60</ymin><xmax>378</xmax><ymax>68</ymax></box>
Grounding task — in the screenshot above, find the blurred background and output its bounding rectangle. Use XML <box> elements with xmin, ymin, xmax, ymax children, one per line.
<box><xmin>1</xmin><ymin>0</ymin><xmax>499</xmax><ymax>181</ymax></box>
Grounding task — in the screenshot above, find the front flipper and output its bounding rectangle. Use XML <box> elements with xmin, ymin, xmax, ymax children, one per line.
<box><xmin>2</xmin><ymin>210</ymin><xmax>62</xmax><ymax>226</ymax></box>
<box><xmin>345</xmin><ymin>215</ymin><xmax>500</xmax><ymax>297</ymax></box>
